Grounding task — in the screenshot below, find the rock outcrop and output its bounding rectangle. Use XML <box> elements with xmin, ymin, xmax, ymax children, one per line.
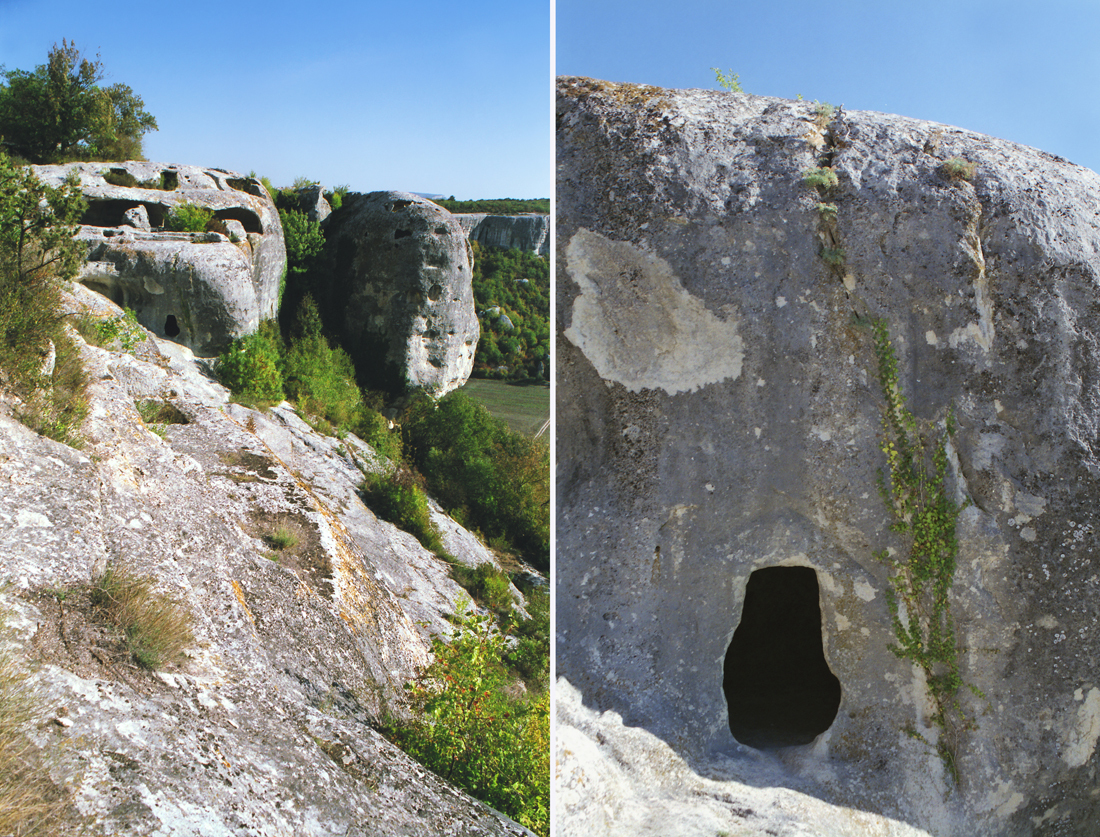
<box><xmin>557</xmin><ymin>76</ymin><xmax>1100</xmax><ymax>836</ymax></box>
<box><xmin>0</xmin><ymin>284</ymin><xmax>531</xmax><ymax>835</ymax></box>
<box><xmin>318</xmin><ymin>191</ymin><xmax>478</xmax><ymax>396</ymax></box>
<box><xmin>32</xmin><ymin>162</ymin><xmax>286</xmax><ymax>356</ymax></box>
<box><xmin>453</xmin><ymin>213</ymin><xmax>550</xmax><ymax>255</ymax></box>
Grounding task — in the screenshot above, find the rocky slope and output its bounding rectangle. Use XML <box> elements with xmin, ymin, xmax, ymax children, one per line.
<box><xmin>557</xmin><ymin>76</ymin><xmax>1100</xmax><ymax>836</ymax></box>
<box><xmin>32</xmin><ymin>162</ymin><xmax>286</xmax><ymax>356</ymax></box>
<box><xmin>0</xmin><ymin>283</ymin><xmax>531</xmax><ymax>836</ymax></box>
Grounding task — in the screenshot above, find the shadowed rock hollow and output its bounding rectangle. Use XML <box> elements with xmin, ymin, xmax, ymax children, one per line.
<box><xmin>556</xmin><ymin>76</ymin><xmax>1100</xmax><ymax>836</ymax></box>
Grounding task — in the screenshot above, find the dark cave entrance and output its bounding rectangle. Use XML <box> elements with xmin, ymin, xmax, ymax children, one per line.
<box><xmin>164</xmin><ymin>315</ymin><xmax>180</xmax><ymax>337</ymax></box>
<box><xmin>723</xmin><ymin>566</ymin><xmax>841</xmax><ymax>748</ymax></box>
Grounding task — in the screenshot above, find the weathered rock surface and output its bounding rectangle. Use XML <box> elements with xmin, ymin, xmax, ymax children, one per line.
<box><xmin>556</xmin><ymin>679</ymin><xmax>933</xmax><ymax>837</ymax></box>
<box><xmin>32</xmin><ymin>161</ymin><xmax>286</xmax><ymax>356</ymax></box>
<box><xmin>319</xmin><ymin>191</ymin><xmax>478</xmax><ymax>396</ymax></box>
<box><xmin>0</xmin><ymin>284</ymin><xmax>531</xmax><ymax>835</ymax></box>
<box><xmin>557</xmin><ymin>76</ymin><xmax>1100</xmax><ymax>836</ymax></box>
<box><xmin>296</xmin><ymin>183</ymin><xmax>332</xmax><ymax>223</ymax></box>
<box><xmin>453</xmin><ymin>214</ymin><xmax>550</xmax><ymax>256</ymax></box>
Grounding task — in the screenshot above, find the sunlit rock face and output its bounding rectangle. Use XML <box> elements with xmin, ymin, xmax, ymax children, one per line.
<box><xmin>556</xmin><ymin>75</ymin><xmax>1100</xmax><ymax>836</ymax></box>
<box><xmin>453</xmin><ymin>213</ymin><xmax>550</xmax><ymax>255</ymax></box>
<box><xmin>33</xmin><ymin>161</ymin><xmax>285</xmax><ymax>355</ymax></box>
<box><xmin>0</xmin><ymin>283</ymin><xmax>531</xmax><ymax>836</ymax></box>
<box><xmin>319</xmin><ymin>191</ymin><xmax>478</xmax><ymax>396</ymax></box>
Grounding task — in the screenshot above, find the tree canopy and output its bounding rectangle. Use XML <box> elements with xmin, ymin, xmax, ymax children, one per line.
<box><xmin>0</xmin><ymin>40</ymin><xmax>157</xmax><ymax>163</ymax></box>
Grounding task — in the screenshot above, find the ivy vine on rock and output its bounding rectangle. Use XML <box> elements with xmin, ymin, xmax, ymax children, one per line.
<box><xmin>867</xmin><ymin>316</ymin><xmax>978</xmax><ymax>787</ymax></box>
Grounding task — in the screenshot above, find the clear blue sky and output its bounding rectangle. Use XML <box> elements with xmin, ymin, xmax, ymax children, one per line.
<box><xmin>556</xmin><ymin>0</ymin><xmax>1100</xmax><ymax>175</ymax></box>
<box><xmin>0</xmin><ymin>0</ymin><xmax>551</xmax><ymax>199</ymax></box>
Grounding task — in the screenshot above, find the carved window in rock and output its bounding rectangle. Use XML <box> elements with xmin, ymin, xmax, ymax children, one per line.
<box><xmin>723</xmin><ymin>566</ymin><xmax>841</xmax><ymax>748</ymax></box>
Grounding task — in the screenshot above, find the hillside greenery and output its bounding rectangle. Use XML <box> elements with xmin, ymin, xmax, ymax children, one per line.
<box><xmin>430</xmin><ymin>197</ymin><xmax>548</xmax><ymax>215</ymax></box>
<box><xmin>0</xmin><ymin>41</ymin><xmax>157</xmax><ymax>163</ymax></box>
<box><xmin>0</xmin><ymin>150</ymin><xmax>89</xmax><ymax>445</ymax></box>
<box><xmin>470</xmin><ymin>242</ymin><xmax>549</xmax><ymax>380</ymax></box>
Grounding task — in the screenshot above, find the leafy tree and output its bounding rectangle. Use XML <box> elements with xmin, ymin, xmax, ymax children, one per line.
<box><xmin>0</xmin><ymin>40</ymin><xmax>157</xmax><ymax>163</ymax></box>
<box><xmin>0</xmin><ymin>150</ymin><xmax>89</xmax><ymax>443</ymax></box>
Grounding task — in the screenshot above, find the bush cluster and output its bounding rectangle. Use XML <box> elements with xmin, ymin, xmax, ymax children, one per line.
<box><xmin>471</xmin><ymin>243</ymin><xmax>549</xmax><ymax>380</ymax></box>
<box><xmin>360</xmin><ymin>467</ymin><xmax>443</xmax><ymax>553</ymax></box>
<box><xmin>430</xmin><ymin>197</ymin><xmax>548</xmax><ymax>214</ymax></box>
<box><xmin>215</xmin><ymin>296</ymin><xmax>403</xmax><ymax>458</ymax></box>
<box><xmin>164</xmin><ymin>202</ymin><xmax>215</xmax><ymax>233</ymax></box>
<box><xmin>384</xmin><ymin>606</ymin><xmax>549</xmax><ymax>836</ymax></box>
<box><xmin>402</xmin><ymin>391</ymin><xmax>549</xmax><ymax>572</ymax></box>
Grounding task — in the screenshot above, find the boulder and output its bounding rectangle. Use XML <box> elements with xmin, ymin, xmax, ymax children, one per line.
<box><xmin>453</xmin><ymin>212</ymin><xmax>550</xmax><ymax>255</ymax></box>
<box><xmin>0</xmin><ymin>282</ymin><xmax>533</xmax><ymax>836</ymax></box>
<box><xmin>32</xmin><ymin>161</ymin><xmax>286</xmax><ymax>356</ymax></box>
<box><xmin>557</xmin><ymin>76</ymin><xmax>1100</xmax><ymax>835</ymax></box>
<box><xmin>296</xmin><ymin>183</ymin><xmax>332</xmax><ymax>223</ymax></box>
<box><xmin>318</xmin><ymin>191</ymin><xmax>478</xmax><ymax>396</ymax></box>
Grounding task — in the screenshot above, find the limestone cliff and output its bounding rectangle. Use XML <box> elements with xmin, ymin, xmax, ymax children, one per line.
<box><xmin>32</xmin><ymin>162</ymin><xmax>286</xmax><ymax>356</ymax></box>
<box><xmin>453</xmin><ymin>214</ymin><xmax>550</xmax><ymax>256</ymax></box>
<box><xmin>0</xmin><ymin>284</ymin><xmax>531</xmax><ymax>835</ymax></box>
<box><xmin>557</xmin><ymin>76</ymin><xmax>1100</xmax><ymax>836</ymax></box>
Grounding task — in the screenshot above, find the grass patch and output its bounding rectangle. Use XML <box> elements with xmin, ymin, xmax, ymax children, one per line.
<box><xmin>89</xmin><ymin>565</ymin><xmax>193</xmax><ymax>670</ymax></box>
<box><xmin>942</xmin><ymin>157</ymin><xmax>976</xmax><ymax>182</ymax></box>
<box><xmin>267</xmin><ymin>523</ymin><xmax>299</xmax><ymax>551</ymax></box>
<box><xmin>447</xmin><ymin>561</ymin><xmax>513</xmax><ymax>613</ymax></box>
<box><xmin>0</xmin><ymin>603</ymin><xmax>79</xmax><ymax>835</ymax></box>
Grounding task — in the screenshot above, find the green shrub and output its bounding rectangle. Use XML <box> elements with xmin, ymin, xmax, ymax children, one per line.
<box><xmin>260</xmin><ymin>176</ymin><xmax>277</xmax><ymax>203</ymax></box>
<box><xmin>351</xmin><ymin>407</ymin><xmax>402</xmax><ymax>463</ymax></box>
<box><xmin>215</xmin><ymin>321</ymin><xmax>286</xmax><ymax>404</ymax></box>
<box><xmin>383</xmin><ymin>606</ymin><xmax>549</xmax><ymax>836</ymax></box>
<box><xmin>448</xmin><ymin>562</ymin><xmax>513</xmax><ymax>612</ymax></box>
<box><xmin>816</xmin><ymin>202</ymin><xmax>838</xmax><ymax>219</ymax></box>
<box><xmin>76</xmin><ymin>307</ymin><xmax>145</xmax><ymax>353</ymax></box>
<box><xmin>279</xmin><ymin>208</ymin><xmax>325</xmax><ymax>275</ymax></box>
<box><xmin>504</xmin><ymin>586</ymin><xmax>549</xmax><ymax>684</ymax></box>
<box><xmin>802</xmin><ymin>167</ymin><xmax>838</xmax><ymax>190</ymax></box>
<box><xmin>942</xmin><ymin>157</ymin><xmax>976</xmax><ymax>181</ymax></box>
<box><xmin>327</xmin><ymin>184</ymin><xmax>349</xmax><ymax>210</ymax></box>
<box><xmin>164</xmin><ymin>202</ymin><xmax>214</xmax><ymax>233</ymax></box>
<box><xmin>90</xmin><ymin>565</ymin><xmax>193</xmax><ymax>670</ymax></box>
<box><xmin>361</xmin><ymin>467</ymin><xmax>443</xmax><ymax>553</ymax></box>
<box><xmin>102</xmin><ymin>168</ymin><xmax>138</xmax><ymax>188</ymax></box>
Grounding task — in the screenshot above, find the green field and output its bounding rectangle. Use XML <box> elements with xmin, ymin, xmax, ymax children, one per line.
<box><xmin>460</xmin><ymin>378</ymin><xmax>550</xmax><ymax>437</ymax></box>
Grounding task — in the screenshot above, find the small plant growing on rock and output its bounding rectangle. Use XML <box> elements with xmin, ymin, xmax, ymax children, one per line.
<box><xmin>942</xmin><ymin>157</ymin><xmax>976</xmax><ymax>182</ymax></box>
<box><xmin>816</xmin><ymin>202</ymin><xmax>838</xmax><ymax>219</ymax></box>
<box><xmin>81</xmin><ymin>307</ymin><xmax>144</xmax><ymax>354</ymax></box>
<box><xmin>802</xmin><ymin>166</ymin><xmax>838</xmax><ymax>190</ymax></box>
<box><xmin>711</xmin><ymin>67</ymin><xmax>743</xmax><ymax>93</ymax></box>
<box><xmin>865</xmin><ymin>316</ymin><xmax>978</xmax><ymax>786</ymax></box>
<box><xmin>821</xmin><ymin>246</ymin><xmax>846</xmax><ymax>266</ymax></box>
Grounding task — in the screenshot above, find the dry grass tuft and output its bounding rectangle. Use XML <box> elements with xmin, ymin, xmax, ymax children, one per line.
<box><xmin>90</xmin><ymin>566</ymin><xmax>193</xmax><ymax>670</ymax></box>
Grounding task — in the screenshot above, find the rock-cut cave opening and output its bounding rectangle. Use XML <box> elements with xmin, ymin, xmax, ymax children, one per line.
<box><xmin>723</xmin><ymin>566</ymin><xmax>841</xmax><ymax>748</ymax></box>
